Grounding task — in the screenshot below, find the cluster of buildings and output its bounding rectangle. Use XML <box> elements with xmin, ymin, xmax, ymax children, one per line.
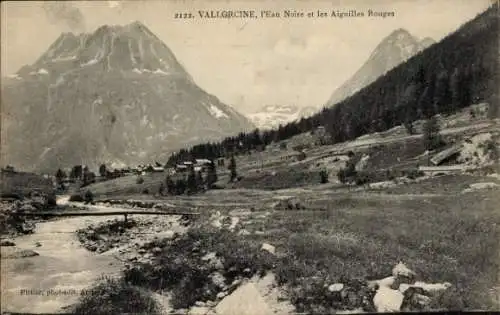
<box><xmin>173</xmin><ymin>159</ymin><xmax>216</xmax><ymax>173</ymax></box>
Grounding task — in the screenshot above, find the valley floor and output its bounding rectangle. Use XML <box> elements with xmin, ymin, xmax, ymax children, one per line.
<box><xmin>3</xmin><ymin>114</ymin><xmax>499</xmax><ymax>313</ymax></box>
<box><xmin>84</xmin><ymin>171</ymin><xmax>500</xmax><ymax>313</ymax></box>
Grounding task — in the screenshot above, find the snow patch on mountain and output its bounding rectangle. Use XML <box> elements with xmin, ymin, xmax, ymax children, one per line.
<box><xmin>3</xmin><ymin>21</ymin><xmax>254</xmax><ymax>172</ymax></box>
<box><xmin>208</xmin><ymin>104</ymin><xmax>229</xmax><ymax>119</ymax></box>
<box><xmin>153</xmin><ymin>68</ymin><xmax>170</xmax><ymax>75</ymax></box>
<box><xmin>248</xmin><ymin>105</ymin><xmax>318</xmax><ymax>130</ymax></box>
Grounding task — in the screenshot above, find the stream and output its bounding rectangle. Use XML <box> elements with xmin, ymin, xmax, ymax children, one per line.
<box><xmin>1</xmin><ymin>196</ymin><xmax>131</xmax><ymax>313</ymax></box>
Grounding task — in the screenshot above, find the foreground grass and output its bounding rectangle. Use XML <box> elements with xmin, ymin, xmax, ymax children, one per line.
<box><xmin>73</xmin><ymin>277</ymin><xmax>161</xmax><ymax>315</ymax></box>
<box><xmin>250</xmin><ymin>189</ymin><xmax>500</xmax><ymax>311</ymax></box>
<box><xmin>120</xmin><ymin>186</ymin><xmax>499</xmax><ymax>312</ymax></box>
<box><xmin>0</xmin><ymin>171</ymin><xmax>55</xmax><ymax>198</ymax></box>
<box><xmin>82</xmin><ymin>170</ymin><xmax>500</xmax><ymax>312</ymax></box>
<box><xmin>230</xmin><ymin>168</ymin><xmax>322</xmax><ymax>190</ymax></box>
<box><xmin>124</xmin><ymin>226</ymin><xmax>275</xmax><ymax>309</ymax></box>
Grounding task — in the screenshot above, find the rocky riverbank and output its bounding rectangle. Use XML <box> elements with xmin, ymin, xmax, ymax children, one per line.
<box><xmin>0</xmin><ymin>193</ymin><xmax>82</xmax><ymax>239</ymax></box>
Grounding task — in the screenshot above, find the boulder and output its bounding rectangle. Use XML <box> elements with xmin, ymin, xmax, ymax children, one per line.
<box><xmin>4</xmin><ymin>249</ymin><xmax>40</xmax><ymax>259</ymax></box>
<box><xmin>216</xmin><ymin>291</ymin><xmax>228</xmax><ymax>299</ymax></box>
<box><xmin>215</xmin><ymin>282</ymin><xmax>274</xmax><ymax>315</ymax></box>
<box><xmin>328</xmin><ymin>283</ymin><xmax>344</xmax><ymax>292</ymax></box>
<box><xmin>261</xmin><ymin>243</ymin><xmax>276</xmax><ymax>255</ymax></box>
<box><xmin>392</xmin><ymin>262</ymin><xmax>416</xmax><ymax>284</ymax></box>
<box><xmin>237</xmin><ymin>229</ymin><xmax>251</xmax><ymax>236</ymax></box>
<box><xmin>188</xmin><ymin>306</ymin><xmax>211</xmax><ymax>315</ymax></box>
<box><xmin>210</xmin><ymin>272</ymin><xmax>226</xmax><ymax>288</ymax></box>
<box><xmin>368</xmin><ymin>276</ymin><xmax>395</xmax><ymax>290</ymax></box>
<box><xmin>202</xmin><ymin>252</ymin><xmax>224</xmax><ymax>270</ymax></box>
<box><xmin>401</xmin><ymin>287</ymin><xmax>432</xmax><ymax>311</ymax></box>
<box><xmin>373</xmin><ymin>286</ymin><xmax>404</xmax><ymax>312</ymax></box>
<box><xmin>399</xmin><ymin>281</ymin><xmax>452</xmax><ymax>296</ymax></box>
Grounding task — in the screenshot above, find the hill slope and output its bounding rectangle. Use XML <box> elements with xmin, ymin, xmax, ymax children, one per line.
<box><xmin>165</xmin><ymin>4</ymin><xmax>499</xmax><ymax>166</ymax></box>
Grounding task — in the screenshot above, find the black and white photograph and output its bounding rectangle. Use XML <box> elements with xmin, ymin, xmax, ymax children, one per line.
<box><xmin>1</xmin><ymin>0</ymin><xmax>499</xmax><ymax>313</ymax></box>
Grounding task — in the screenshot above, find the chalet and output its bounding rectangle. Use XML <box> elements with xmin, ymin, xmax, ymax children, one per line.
<box><xmin>151</xmin><ymin>166</ymin><xmax>164</xmax><ymax>172</ymax></box>
<box><xmin>195</xmin><ymin>159</ymin><xmax>212</xmax><ymax>165</ymax></box>
<box><xmin>176</xmin><ymin>164</ymin><xmax>188</xmax><ymax>172</ymax></box>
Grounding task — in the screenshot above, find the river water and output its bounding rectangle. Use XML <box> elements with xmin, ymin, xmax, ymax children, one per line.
<box><xmin>1</xmin><ymin>197</ymin><xmax>127</xmax><ymax>313</ymax></box>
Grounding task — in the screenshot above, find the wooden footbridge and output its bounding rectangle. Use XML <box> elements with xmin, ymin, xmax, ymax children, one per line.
<box><xmin>15</xmin><ymin>209</ymin><xmax>201</xmax><ymax>223</ymax></box>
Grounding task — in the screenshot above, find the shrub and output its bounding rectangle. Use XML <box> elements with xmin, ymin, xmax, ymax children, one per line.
<box><xmin>84</xmin><ymin>190</ymin><xmax>94</xmax><ymax>204</ymax></box>
<box><xmin>46</xmin><ymin>193</ymin><xmax>57</xmax><ymax>207</ymax></box>
<box><xmin>337</xmin><ymin>167</ymin><xmax>356</xmax><ymax>184</ymax></box>
<box><xmin>406</xmin><ymin>169</ymin><xmax>425</xmax><ymax>180</ymax></box>
<box><xmin>136</xmin><ymin>176</ymin><xmax>144</xmax><ymax>184</ymax></box>
<box><xmin>319</xmin><ymin>170</ymin><xmax>329</xmax><ymax>184</ymax></box>
<box><xmin>355</xmin><ymin>172</ymin><xmax>373</xmax><ymax>186</ymax></box>
<box><xmin>423</xmin><ymin>117</ymin><xmax>445</xmax><ymax>151</ymax></box>
<box><xmin>484</xmin><ymin>139</ymin><xmax>499</xmax><ymax>162</ymax></box>
<box><xmin>73</xmin><ymin>277</ymin><xmax>161</xmax><ymax>315</ymax></box>
<box><xmin>69</xmin><ymin>194</ymin><xmax>84</xmax><ymax>202</ymax></box>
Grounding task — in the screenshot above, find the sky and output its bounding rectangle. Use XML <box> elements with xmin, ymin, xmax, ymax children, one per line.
<box><xmin>1</xmin><ymin>0</ymin><xmax>492</xmax><ymax>114</ymax></box>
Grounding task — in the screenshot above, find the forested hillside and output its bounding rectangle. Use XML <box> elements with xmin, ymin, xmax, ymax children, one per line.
<box><xmin>167</xmin><ymin>4</ymin><xmax>498</xmax><ymax>166</ymax></box>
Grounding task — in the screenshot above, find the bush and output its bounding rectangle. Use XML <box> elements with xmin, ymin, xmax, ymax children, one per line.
<box><xmin>484</xmin><ymin>139</ymin><xmax>499</xmax><ymax>162</ymax></box>
<box><xmin>69</xmin><ymin>194</ymin><xmax>84</xmax><ymax>202</ymax></box>
<box><xmin>73</xmin><ymin>277</ymin><xmax>161</xmax><ymax>315</ymax></box>
<box><xmin>423</xmin><ymin>117</ymin><xmax>445</xmax><ymax>151</ymax></box>
<box><xmin>337</xmin><ymin>167</ymin><xmax>356</xmax><ymax>184</ymax></box>
<box><xmin>355</xmin><ymin>172</ymin><xmax>373</xmax><ymax>186</ymax></box>
<box><xmin>319</xmin><ymin>170</ymin><xmax>329</xmax><ymax>184</ymax></box>
<box><xmin>136</xmin><ymin>176</ymin><xmax>145</xmax><ymax>184</ymax></box>
<box><xmin>84</xmin><ymin>190</ymin><xmax>94</xmax><ymax>204</ymax></box>
<box><xmin>405</xmin><ymin>169</ymin><xmax>425</xmax><ymax>180</ymax></box>
<box><xmin>46</xmin><ymin>193</ymin><xmax>57</xmax><ymax>207</ymax></box>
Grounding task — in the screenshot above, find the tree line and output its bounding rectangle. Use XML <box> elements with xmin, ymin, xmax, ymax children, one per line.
<box><xmin>159</xmin><ymin>156</ymin><xmax>238</xmax><ymax>196</ymax></box>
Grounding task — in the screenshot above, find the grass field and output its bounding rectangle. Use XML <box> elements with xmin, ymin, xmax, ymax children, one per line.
<box><xmin>78</xmin><ymin>117</ymin><xmax>500</xmax><ymax>311</ymax></box>
<box><xmin>98</xmin><ymin>172</ymin><xmax>500</xmax><ymax>311</ymax></box>
<box><xmin>0</xmin><ymin>171</ymin><xmax>54</xmax><ymax>198</ymax></box>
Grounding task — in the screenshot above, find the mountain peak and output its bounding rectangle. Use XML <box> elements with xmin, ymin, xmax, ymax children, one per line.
<box><xmin>326</xmin><ymin>28</ymin><xmax>432</xmax><ymax>106</ymax></box>
<box><xmin>24</xmin><ymin>21</ymin><xmax>188</xmax><ymax>76</ymax></box>
<box><xmin>419</xmin><ymin>37</ymin><xmax>436</xmax><ymax>49</ymax></box>
<box><xmin>126</xmin><ymin>20</ymin><xmax>149</xmax><ymax>31</ymax></box>
<box><xmin>388</xmin><ymin>28</ymin><xmax>412</xmax><ymax>37</ymax></box>
<box><xmin>4</xmin><ymin>22</ymin><xmax>254</xmax><ymax>172</ymax></box>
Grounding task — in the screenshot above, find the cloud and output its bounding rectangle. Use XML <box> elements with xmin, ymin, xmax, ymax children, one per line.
<box><xmin>42</xmin><ymin>2</ymin><xmax>86</xmax><ymax>32</ymax></box>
